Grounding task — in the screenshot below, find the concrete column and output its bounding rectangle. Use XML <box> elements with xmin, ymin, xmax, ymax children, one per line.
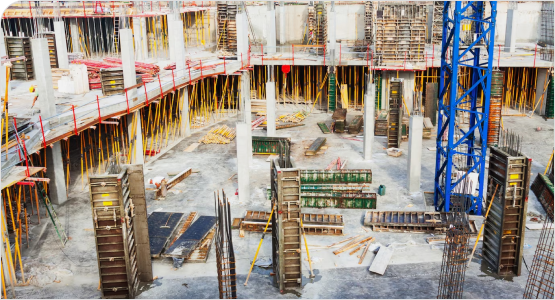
<box><xmin>236</xmin><ymin>122</ymin><xmax>251</xmax><ymax>203</ymax></box>
<box><xmin>266</xmin><ymin>3</ymin><xmax>276</xmax><ymax>54</ymax></box>
<box><xmin>32</xmin><ymin>38</ymin><xmax>56</xmax><ymax>117</ymax></box>
<box><xmin>266</xmin><ymin>82</ymin><xmax>276</xmax><ymax>137</ymax></box>
<box><xmin>279</xmin><ymin>2</ymin><xmax>286</xmax><ymax>45</ymax></box>
<box><xmin>363</xmin><ymin>84</ymin><xmax>375</xmax><ymax>160</ymax></box>
<box><xmin>242</xmin><ymin>72</ymin><xmax>251</xmax><ymax>124</ymax></box>
<box><xmin>127</xmin><ymin>111</ymin><xmax>144</xmax><ymax>165</ymax></box>
<box><xmin>53</xmin><ymin>21</ymin><xmax>69</xmax><ymax>69</ymax></box>
<box><xmin>140</xmin><ymin>18</ymin><xmax>148</xmax><ymax>60</ymax></box>
<box><xmin>70</xmin><ymin>19</ymin><xmax>80</xmax><ymax>53</ymax></box>
<box><xmin>172</xmin><ymin>19</ymin><xmax>186</xmax><ymax>77</ymax></box>
<box><xmin>0</xmin><ymin>32</ymin><xmax>8</xmax><ymax>95</ymax></box>
<box><xmin>408</xmin><ymin>115</ymin><xmax>423</xmax><ymax>193</ymax></box>
<box><xmin>180</xmin><ymin>87</ymin><xmax>191</xmax><ymax>137</ymax></box>
<box><xmin>504</xmin><ymin>8</ymin><xmax>518</xmax><ymax>53</ymax></box>
<box><xmin>0</xmin><ymin>31</ymin><xmax>6</xmax><ymax>58</ymax></box>
<box><xmin>236</xmin><ymin>12</ymin><xmax>249</xmax><ymax>61</ymax></box>
<box><xmin>167</xmin><ymin>14</ymin><xmax>176</xmax><ymax>62</ymax></box>
<box><xmin>120</xmin><ymin>29</ymin><xmax>137</xmax><ymax>100</ymax></box>
<box><xmin>328</xmin><ymin>2</ymin><xmax>336</xmax><ymax>64</ymax></box>
<box><xmin>534</xmin><ymin>68</ymin><xmax>549</xmax><ymax>115</ymax></box>
<box><xmin>34</xmin><ymin>38</ymin><xmax>67</xmax><ymax>204</ymax></box>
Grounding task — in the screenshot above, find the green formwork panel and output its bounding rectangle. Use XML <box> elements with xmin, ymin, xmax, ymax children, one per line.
<box><xmin>300</xmin><ymin>170</ymin><xmax>372</xmax><ymax>184</ymax></box>
<box><xmin>546</xmin><ymin>74</ymin><xmax>554</xmax><ymax>119</ymax></box>
<box><xmin>301</xmin><ymin>184</ymin><xmax>372</xmax><ymax>193</ymax></box>
<box><xmin>301</xmin><ymin>193</ymin><xmax>377</xmax><ymax>209</ymax></box>
<box><xmin>252</xmin><ymin>136</ymin><xmax>291</xmax><ymax>154</ymax></box>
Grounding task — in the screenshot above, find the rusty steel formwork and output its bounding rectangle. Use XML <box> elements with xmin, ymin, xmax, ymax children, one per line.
<box><xmin>488</xmin><ymin>71</ymin><xmax>504</xmax><ymax>146</ymax></box>
<box><xmin>483</xmin><ymin>131</ymin><xmax>531</xmax><ymax>276</ymax></box>
<box><xmin>217</xmin><ymin>2</ymin><xmax>237</xmax><ymax>54</ymax></box>
<box><xmin>214</xmin><ymin>190</ymin><xmax>237</xmax><ymax>299</ymax></box>
<box><xmin>237</xmin><ymin>211</ymin><xmax>344</xmax><ymax>236</ymax></box>
<box><xmin>437</xmin><ymin>179</ymin><xmax>472</xmax><ymax>299</ymax></box>
<box><xmin>374</xmin><ymin>2</ymin><xmax>426</xmax><ymax>65</ymax></box>
<box><xmin>432</xmin><ymin>2</ymin><xmax>443</xmax><ymax>45</ymax></box>
<box><xmin>364</xmin><ymin>1</ymin><xmax>374</xmax><ymax>45</ymax></box>
<box><xmin>363</xmin><ymin>211</ymin><xmax>477</xmax><ymax>234</ymax></box>
<box><xmin>270</xmin><ymin>158</ymin><xmax>302</xmax><ymax>292</ymax></box>
<box><xmin>314</xmin><ymin>2</ymin><xmax>327</xmax><ymax>55</ymax></box>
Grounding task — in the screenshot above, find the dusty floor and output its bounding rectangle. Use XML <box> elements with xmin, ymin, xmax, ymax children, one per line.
<box><xmin>11</xmin><ymin>104</ymin><xmax>554</xmax><ymax>299</ymax></box>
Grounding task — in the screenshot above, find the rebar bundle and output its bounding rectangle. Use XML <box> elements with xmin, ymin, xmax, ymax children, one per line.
<box><xmin>364</xmin><ymin>2</ymin><xmax>374</xmax><ymax>45</ymax></box>
<box><xmin>523</xmin><ymin>217</ymin><xmax>554</xmax><ymax>299</ymax></box>
<box><xmin>540</xmin><ymin>2</ymin><xmax>554</xmax><ymax>61</ymax></box>
<box><xmin>437</xmin><ymin>180</ymin><xmax>471</xmax><ymax>299</ymax></box>
<box><xmin>498</xmin><ymin>129</ymin><xmax>522</xmax><ymax>156</ymax></box>
<box><xmin>214</xmin><ymin>190</ymin><xmax>237</xmax><ymax>299</ymax></box>
<box><xmin>314</xmin><ymin>2</ymin><xmax>327</xmax><ymax>54</ymax></box>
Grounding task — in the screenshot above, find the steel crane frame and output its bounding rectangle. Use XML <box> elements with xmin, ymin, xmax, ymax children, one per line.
<box><xmin>434</xmin><ymin>1</ymin><xmax>497</xmax><ymax>214</ymax></box>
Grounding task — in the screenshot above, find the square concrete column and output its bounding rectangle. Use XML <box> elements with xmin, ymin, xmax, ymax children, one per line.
<box><xmin>70</xmin><ymin>19</ymin><xmax>80</xmax><ymax>53</ymax></box>
<box><xmin>172</xmin><ymin>19</ymin><xmax>186</xmax><ymax>77</ymax></box>
<box><xmin>167</xmin><ymin>14</ymin><xmax>176</xmax><ymax>62</ymax></box>
<box><xmin>266</xmin><ymin>82</ymin><xmax>276</xmax><ymax>136</ymax></box>
<box><xmin>242</xmin><ymin>72</ymin><xmax>251</xmax><ymax>124</ymax></box>
<box><xmin>327</xmin><ymin>2</ymin><xmax>336</xmax><ymax>64</ymax></box>
<box><xmin>127</xmin><ymin>111</ymin><xmax>144</xmax><ymax>165</ymax></box>
<box><xmin>236</xmin><ymin>122</ymin><xmax>251</xmax><ymax>203</ymax></box>
<box><xmin>236</xmin><ymin>13</ymin><xmax>249</xmax><ymax>60</ymax></box>
<box><xmin>120</xmin><ymin>29</ymin><xmax>137</xmax><ymax>100</ymax></box>
<box><xmin>364</xmin><ymin>84</ymin><xmax>375</xmax><ymax>160</ymax></box>
<box><xmin>266</xmin><ymin>3</ymin><xmax>276</xmax><ymax>54</ymax></box>
<box><xmin>180</xmin><ymin>87</ymin><xmax>191</xmax><ymax>137</ymax></box>
<box><xmin>279</xmin><ymin>2</ymin><xmax>286</xmax><ymax>45</ymax></box>
<box><xmin>381</xmin><ymin>71</ymin><xmax>387</xmax><ymax>110</ymax></box>
<box><xmin>408</xmin><ymin>115</ymin><xmax>423</xmax><ymax>193</ymax></box>
<box><xmin>45</xmin><ymin>142</ymin><xmax>68</xmax><ymax>204</ymax></box>
<box><xmin>53</xmin><ymin>21</ymin><xmax>69</xmax><ymax>68</ymax></box>
<box><xmin>505</xmin><ymin>7</ymin><xmax>518</xmax><ymax>53</ymax></box>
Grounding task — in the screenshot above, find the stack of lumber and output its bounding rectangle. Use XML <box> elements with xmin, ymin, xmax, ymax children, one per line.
<box><xmin>251</xmin><ymin>99</ymin><xmax>266</xmax><ymax>113</ymax></box>
<box><xmin>278</xmin><ymin>111</ymin><xmax>309</xmax><ymax>123</ymax></box>
<box><xmin>51</xmin><ymin>68</ymin><xmax>70</xmax><ymax>89</ymax></box>
<box><xmin>199</xmin><ymin>125</ymin><xmax>236</xmax><ymax>144</ymax></box>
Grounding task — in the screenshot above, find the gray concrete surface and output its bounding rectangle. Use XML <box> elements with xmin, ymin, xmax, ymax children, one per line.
<box><xmin>12</xmin><ymin>105</ymin><xmax>553</xmax><ymax>299</ymax></box>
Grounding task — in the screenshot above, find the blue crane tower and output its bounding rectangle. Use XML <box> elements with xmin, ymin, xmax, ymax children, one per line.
<box><xmin>434</xmin><ymin>1</ymin><xmax>497</xmax><ymax>214</ymax></box>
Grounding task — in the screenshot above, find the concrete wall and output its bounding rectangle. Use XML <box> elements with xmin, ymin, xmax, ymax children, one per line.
<box><xmin>489</xmin><ymin>1</ymin><xmax>542</xmax><ymax>44</ymax></box>
<box><xmin>247</xmin><ymin>2</ymin><xmax>543</xmax><ymax>46</ymax></box>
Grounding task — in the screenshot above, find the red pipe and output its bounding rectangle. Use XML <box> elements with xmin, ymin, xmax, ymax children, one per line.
<box><xmin>533</xmin><ymin>44</ymin><xmax>537</xmax><ymax>68</ymax></box>
<box><xmin>39</xmin><ymin>115</ymin><xmax>46</xmax><ymax>148</ymax></box>
<box><xmin>143</xmin><ymin>82</ymin><xmax>149</xmax><ymax>106</ymax></box>
<box><xmin>125</xmin><ymin>89</ymin><xmax>130</xmax><ymax>114</ymax></box>
<box><xmin>72</xmin><ymin>105</ymin><xmax>78</xmax><ymax>135</ymax></box>
<box><xmin>158</xmin><ymin>74</ymin><xmax>163</xmax><ymax>97</ymax></box>
<box><xmin>187</xmin><ymin>62</ymin><xmax>192</xmax><ymax>85</ymax></box>
<box><xmin>96</xmin><ymin>95</ymin><xmax>102</xmax><ymax>124</ymax></box>
<box><xmin>171</xmin><ymin>69</ymin><xmax>176</xmax><ymax>92</ymax></box>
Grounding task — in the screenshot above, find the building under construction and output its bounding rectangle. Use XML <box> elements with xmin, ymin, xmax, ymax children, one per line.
<box><xmin>0</xmin><ymin>1</ymin><xmax>554</xmax><ymax>299</ymax></box>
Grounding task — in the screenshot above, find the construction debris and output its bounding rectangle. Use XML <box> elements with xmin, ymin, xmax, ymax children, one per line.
<box><xmin>368</xmin><ymin>245</ymin><xmax>394</xmax><ymax>275</ymax></box>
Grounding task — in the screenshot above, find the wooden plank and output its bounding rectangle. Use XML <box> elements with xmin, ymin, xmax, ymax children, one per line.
<box><xmin>163</xmin><ymin>216</ymin><xmax>217</xmax><ymax>258</ymax></box>
<box><xmin>1</xmin><ymin>166</ymin><xmax>45</xmax><ymax>189</ymax></box>
<box><xmin>148</xmin><ymin>212</ymin><xmax>184</xmax><ymax>257</ymax></box>
<box><xmin>358</xmin><ymin>242</ymin><xmax>371</xmax><ymax>264</ymax></box>
<box><xmin>369</xmin><ymin>245</ymin><xmax>394</xmax><ymax>275</ymax></box>
<box><xmin>305</xmin><ymin>137</ymin><xmax>326</xmax><ymax>156</ymax></box>
<box><xmin>184</xmin><ymin>142</ymin><xmax>201</xmax><ymax>152</ymax></box>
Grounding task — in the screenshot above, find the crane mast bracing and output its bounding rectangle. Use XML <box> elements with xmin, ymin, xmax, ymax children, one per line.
<box><xmin>434</xmin><ymin>1</ymin><xmax>497</xmax><ymax>214</ymax></box>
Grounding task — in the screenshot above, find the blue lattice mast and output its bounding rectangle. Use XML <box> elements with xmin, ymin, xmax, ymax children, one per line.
<box><xmin>434</xmin><ymin>1</ymin><xmax>497</xmax><ymax>214</ymax></box>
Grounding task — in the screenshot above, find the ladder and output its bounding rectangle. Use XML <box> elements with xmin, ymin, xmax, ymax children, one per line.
<box><xmin>35</xmin><ymin>181</ymin><xmax>68</xmax><ymax>246</ymax></box>
<box><xmin>113</xmin><ymin>16</ymin><xmax>120</xmax><ymax>54</ymax></box>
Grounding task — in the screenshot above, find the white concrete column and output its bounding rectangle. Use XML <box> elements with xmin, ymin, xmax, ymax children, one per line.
<box><xmin>172</xmin><ymin>19</ymin><xmax>186</xmax><ymax>77</ymax></box>
<box><xmin>364</xmin><ymin>84</ymin><xmax>375</xmax><ymax>160</ymax></box>
<box><xmin>120</xmin><ymin>29</ymin><xmax>137</xmax><ymax>100</ymax></box>
<box><xmin>140</xmin><ymin>18</ymin><xmax>148</xmax><ymax>60</ymax></box>
<box><xmin>180</xmin><ymin>87</ymin><xmax>191</xmax><ymax>137</ymax></box>
<box><xmin>266</xmin><ymin>82</ymin><xmax>276</xmax><ymax>136</ymax></box>
<box><xmin>167</xmin><ymin>14</ymin><xmax>176</xmax><ymax>62</ymax></box>
<box><xmin>0</xmin><ymin>31</ymin><xmax>6</xmax><ymax>58</ymax></box>
<box><xmin>70</xmin><ymin>19</ymin><xmax>80</xmax><ymax>53</ymax></box>
<box><xmin>127</xmin><ymin>111</ymin><xmax>144</xmax><ymax>165</ymax></box>
<box><xmin>505</xmin><ymin>4</ymin><xmax>517</xmax><ymax>53</ymax></box>
<box><xmin>45</xmin><ymin>142</ymin><xmax>68</xmax><ymax>204</ymax></box>
<box><xmin>53</xmin><ymin>21</ymin><xmax>69</xmax><ymax>69</ymax></box>
<box><xmin>132</xmin><ymin>17</ymin><xmax>148</xmax><ymax>60</ymax></box>
<box><xmin>328</xmin><ymin>2</ymin><xmax>336</xmax><ymax>63</ymax></box>
<box><xmin>32</xmin><ymin>38</ymin><xmax>56</xmax><ymax>117</ymax></box>
<box><xmin>266</xmin><ymin>3</ymin><xmax>276</xmax><ymax>54</ymax></box>
<box><xmin>0</xmin><ymin>32</ymin><xmax>8</xmax><ymax>95</ymax></box>
<box><xmin>279</xmin><ymin>2</ymin><xmax>286</xmax><ymax>45</ymax></box>
<box><xmin>236</xmin><ymin>122</ymin><xmax>251</xmax><ymax>203</ymax></box>
<box><xmin>236</xmin><ymin>12</ymin><xmax>249</xmax><ymax>61</ymax></box>
<box><xmin>408</xmin><ymin>115</ymin><xmax>423</xmax><ymax>193</ymax></box>
<box><xmin>381</xmin><ymin>71</ymin><xmax>387</xmax><ymax>110</ymax></box>
<box><xmin>242</xmin><ymin>72</ymin><xmax>251</xmax><ymax>124</ymax></box>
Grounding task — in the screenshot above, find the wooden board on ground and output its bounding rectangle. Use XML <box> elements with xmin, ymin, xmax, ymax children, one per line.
<box><xmin>148</xmin><ymin>212</ymin><xmax>185</xmax><ymax>257</ymax></box>
<box><xmin>162</xmin><ymin>216</ymin><xmax>217</xmax><ymax>259</ymax></box>
<box><xmin>184</xmin><ymin>143</ymin><xmax>200</xmax><ymax>152</ymax></box>
<box><xmin>369</xmin><ymin>245</ymin><xmax>394</xmax><ymax>275</ymax></box>
<box><xmin>305</xmin><ymin>137</ymin><xmax>327</xmax><ymax>156</ymax></box>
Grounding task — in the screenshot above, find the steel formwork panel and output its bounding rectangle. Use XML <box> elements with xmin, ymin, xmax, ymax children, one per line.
<box><xmin>483</xmin><ymin>147</ymin><xmax>531</xmax><ymax>276</ymax></box>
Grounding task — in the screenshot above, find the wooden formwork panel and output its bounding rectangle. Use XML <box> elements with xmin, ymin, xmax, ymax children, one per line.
<box><xmin>483</xmin><ymin>147</ymin><xmax>531</xmax><ymax>276</ymax></box>
<box><xmin>363</xmin><ymin>211</ymin><xmax>477</xmax><ymax>234</ymax></box>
